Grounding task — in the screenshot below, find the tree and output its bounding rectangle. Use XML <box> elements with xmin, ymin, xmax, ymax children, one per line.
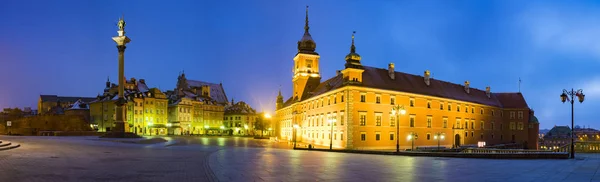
<box><xmin>254</xmin><ymin>116</ymin><xmax>267</xmax><ymax>137</ymax></box>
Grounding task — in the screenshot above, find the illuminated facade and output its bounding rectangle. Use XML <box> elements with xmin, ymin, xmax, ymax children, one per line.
<box><xmin>224</xmin><ymin>101</ymin><xmax>257</xmax><ymax>136</ymax></box>
<box><xmin>275</xmin><ymin>7</ymin><xmax>539</xmax><ymax>150</ymax></box>
<box><xmin>89</xmin><ymin>78</ymin><xmax>168</xmax><ymax>135</ymax></box>
<box><xmin>166</xmin><ymin>73</ymin><xmax>227</xmax><ymax>135</ymax></box>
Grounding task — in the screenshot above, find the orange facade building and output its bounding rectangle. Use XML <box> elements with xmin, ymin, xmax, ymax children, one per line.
<box><xmin>275</xmin><ymin>7</ymin><xmax>539</xmax><ymax>150</ymax></box>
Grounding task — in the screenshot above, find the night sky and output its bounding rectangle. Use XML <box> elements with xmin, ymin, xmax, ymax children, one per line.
<box><xmin>1</xmin><ymin>0</ymin><xmax>599</xmax><ymax>129</ymax></box>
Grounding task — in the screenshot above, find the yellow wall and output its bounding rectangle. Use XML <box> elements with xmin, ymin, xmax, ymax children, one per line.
<box><xmin>277</xmin><ymin>86</ymin><xmax>532</xmax><ymax>150</ymax></box>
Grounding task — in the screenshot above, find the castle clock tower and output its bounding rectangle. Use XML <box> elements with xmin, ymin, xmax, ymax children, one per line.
<box><xmin>292</xmin><ymin>6</ymin><xmax>321</xmax><ymax>101</ymax></box>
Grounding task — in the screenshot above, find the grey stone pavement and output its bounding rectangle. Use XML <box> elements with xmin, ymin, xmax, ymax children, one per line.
<box><xmin>1</xmin><ymin>136</ymin><xmax>600</xmax><ymax>182</ymax></box>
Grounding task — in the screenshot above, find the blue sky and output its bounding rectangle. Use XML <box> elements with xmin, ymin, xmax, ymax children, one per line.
<box><xmin>1</xmin><ymin>0</ymin><xmax>599</xmax><ymax>129</ymax></box>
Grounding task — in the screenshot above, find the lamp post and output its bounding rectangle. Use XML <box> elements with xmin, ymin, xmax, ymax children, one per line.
<box><xmin>560</xmin><ymin>89</ymin><xmax>585</xmax><ymax>159</ymax></box>
<box><xmin>434</xmin><ymin>132</ymin><xmax>445</xmax><ymax>150</ymax></box>
<box><xmin>148</xmin><ymin>122</ymin><xmax>153</xmax><ymax>136</ymax></box>
<box><xmin>407</xmin><ymin>132</ymin><xmax>417</xmax><ymax>151</ymax></box>
<box><xmin>293</xmin><ymin>124</ymin><xmax>299</xmax><ymax>148</ymax></box>
<box><xmin>391</xmin><ymin>105</ymin><xmax>406</xmax><ymax>152</ymax></box>
<box><xmin>329</xmin><ymin>118</ymin><xmax>336</xmax><ymax>150</ymax></box>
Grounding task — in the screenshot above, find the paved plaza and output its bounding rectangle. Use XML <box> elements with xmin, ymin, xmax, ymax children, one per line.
<box><xmin>0</xmin><ymin>136</ymin><xmax>599</xmax><ymax>182</ymax></box>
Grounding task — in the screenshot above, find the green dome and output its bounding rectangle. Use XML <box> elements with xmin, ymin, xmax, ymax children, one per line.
<box><xmin>529</xmin><ymin>115</ymin><xmax>539</xmax><ymax>124</ymax></box>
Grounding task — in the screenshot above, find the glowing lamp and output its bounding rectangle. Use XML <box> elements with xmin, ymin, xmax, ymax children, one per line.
<box><xmin>577</xmin><ymin>93</ymin><xmax>585</xmax><ymax>103</ymax></box>
<box><xmin>204</xmin><ymin>125</ymin><xmax>209</xmax><ymax>129</ymax></box>
<box><xmin>293</xmin><ymin>124</ymin><xmax>299</xmax><ymax>129</ymax></box>
<box><xmin>560</xmin><ymin>93</ymin><xmax>568</xmax><ymax>103</ymax></box>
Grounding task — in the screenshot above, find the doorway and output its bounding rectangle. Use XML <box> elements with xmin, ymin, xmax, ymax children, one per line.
<box><xmin>454</xmin><ymin>134</ymin><xmax>461</xmax><ymax>147</ymax></box>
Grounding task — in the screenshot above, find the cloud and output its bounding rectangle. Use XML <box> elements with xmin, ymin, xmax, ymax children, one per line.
<box><xmin>519</xmin><ymin>5</ymin><xmax>600</xmax><ymax>60</ymax></box>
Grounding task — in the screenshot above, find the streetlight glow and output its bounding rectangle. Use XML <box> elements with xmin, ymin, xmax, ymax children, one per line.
<box><xmin>293</xmin><ymin>124</ymin><xmax>299</xmax><ymax>129</ymax></box>
<box><xmin>264</xmin><ymin>113</ymin><xmax>272</xmax><ymax>119</ymax></box>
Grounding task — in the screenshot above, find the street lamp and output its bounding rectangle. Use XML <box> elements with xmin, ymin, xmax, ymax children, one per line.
<box><xmin>407</xmin><ymin>132</ymin><xmax>418</xmax><ymax>151</ymax></box>
<box><xmin>433</xmin><ymin>132</ymin><xmax>445</xmax><ymax>150</ymax></box>
<box><xmin>293</xmin><ymin>124</ymin><xmax>299</xmax><ymax>148</ymax></box>
<box><xmin>329</xmin><ymin>118</ymin><xmax>336</xmax><ymax>150</ymax></box>
<box><xmin>391</xmin><ymin>105</ymin><xmax>406</xmax><ymax>152</ymax></box>
<box><xmin>560</xmin><ymin>88</ymin><xmax>585</xmax><ymax>159</ymax></box>
<box><xmin>148</xmin><ymin>122</ymin><xmax>153</xmax><ymax>136</ymax></box>
<box><xmin>244</xmin><ymin>124</ymin><xmax>249</xmax><ymax>136</ymax></box>
<box><xmin>220</xmin><ymin>125</ymin><xmax>225</xmax><ymax>135</ymax></box>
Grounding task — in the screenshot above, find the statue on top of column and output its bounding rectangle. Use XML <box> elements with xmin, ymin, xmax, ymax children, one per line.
<box><xmin>117</xmin><ymin>17</ymin><xmax>126</xmax><ymax>31</ymax></box>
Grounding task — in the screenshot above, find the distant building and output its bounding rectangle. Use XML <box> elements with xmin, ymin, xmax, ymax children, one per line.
<box><xmin>224</xmin><ymin>100</ymin><xmax>257</xmax><ymax>136</ymax></box>
<box><xmin>165</xmin><ymin>73</ymin><xmax>228</xmax><ymax>135</ymax></box>
<box><xmin>539</xmin><ymin>126</ymin><xmax>600</xmax><ymax>151</ymax></box>
<box><xmin>64</xmin><ymin>99</ymin><xmax>91</xmax><ymax>122</ymax></box>
<box><xmin>38</xmin><ymin>95</ymin><xmax>95</xmax><ymax>115</ymax></box>
<box><xmin>275</xmin><ymin>7</ymin><xmax>539</xmax><ymax>150</ymax></box>
<box><xmin>89</xmin><ymin>78</ymin><xmax>168</xmax><ymax>135</ymax></box>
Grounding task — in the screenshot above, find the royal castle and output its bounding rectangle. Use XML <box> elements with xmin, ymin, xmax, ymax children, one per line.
<box><xmin>275</xmin><ymin>7</ymin><xmax>539</xmax><ymax>150</ymax></box>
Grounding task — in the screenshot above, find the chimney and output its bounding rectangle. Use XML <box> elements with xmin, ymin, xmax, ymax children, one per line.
<box><xmin>424</xmin><ymin>70</ymin><xmax>431</xmax><ymax>86</ymax></box>
<box><xmin>336</xmin><ymin>70</ymin><xmax>341</xmax><ymax>76</ymax></box>
<box><xmin>464</xmin><ymin>81</ymin><xmax>470</xmax><ymax>93</ymax></box>
<box><xmin>486</xmin><ymin>86</ymin><xmax>491</xmax><ymax>98</ymax></box>
<box><xmin>388</xmin><ymin>63</ymin><xmax>395</xmax><ymax>80</ymax></box>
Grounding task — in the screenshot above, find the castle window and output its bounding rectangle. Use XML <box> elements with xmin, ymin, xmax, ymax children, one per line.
<box><xmin>448</xmin><ymin>104</ymin><xmax>451</xmax><ymax>111</ymax></box>
<box><xmin>427</xmin><ymin>133</ymin><xmax>431</xmax><ymax>140</ymax></box>
<box><xmin>360</xmin><ymin>93</ymin><xmax>366</xmax><ymax>102</ymax></box>
<box><xmin>375</xmin><ymin>113</ymin><xmax>382</xmax><ymax>126</ymax></box>
<box><xmin>510</xmin><ymin>111</ymin><xmax>516</xmax><ymax>119</ymax></box>
<box><xmin>390</xmin><ymin>114</ymin><xmax>396</xmax><ymax>127</ymax></box>
<box><xmin>375</xmin><ymin>132</ymin><xmax>381</xmax><ymax>141</ymax></box>
<box><xmin>409</xmin><ymin>115</ymin><xmax>415</xmax><ymax>127</ymax></box>
<box><xmin>465</xmin><ymin>106</ymin><xmax>468</xmax><ymax>113</ymax></box>
<box><xmin>359</xmin><ymin>112</ymin><xmax>367</xmax><ymax>126</ymax></box>
<box><xmin>427</xmin><ymin>116</ymin><xmax>432</xmax><ymax>128</ymax></box>
<box><xmin>492</xmin><ymin>110</ymin><xmax>495</xmax><ymax>116</ymax></box>
<box><xmin>391</xmin><ymin>96</ymin><xmax>395</xmax><ymax>105</ymax></box>
<box><xmin>443</xmin><ymin>118</ymin><xmax>448</xmax><ymax>128</ymax></box>
<box><xmin>427</xmin><ymin>101</ymin><xmax>431</xmax><ymax>109</ymax></box>
<box><xmin>409</xmin><ymin>98</ymin><xmax>415</xmax><ymax>107</ymax></box>
<box><xmin>440</xmin><ymin>103</ymin><xmax>444</xmax><ymax>110</ymax></box>
<box><xmin>457</xmin><ymin>105</ymin><xmax>460</xmax><ymax>112</ymax></box>
<box><xmin>334</xmin><ymin>96</ymin><xmax>337</xmax><ymax>104</ymax></box>
<box><xmin>518</xmin><ymin>111</ymin><xmax>523</xmax><ymax>119</ymax></box>
<box><xmin>341</xmin><ymin>95</ymin><xmax>344</xmax><ymax>102</ymax></box>
<box><xmin>361</xmin><ymin>132</ymin><xmax>366</xmax><ymax>141</ymax></box>
<box><xmin>376</xmin><ymin>94</ymin><xmax>381</xmax><ymax>104</ymax></box>
<box><xmin>480</xmin><ymin>121</ymin><xmax>484</xmax><ymax>130</ymax></box>
<box><xmin>481</xmin><ymin>109</ymin><xmax>484</xmax><ymax>115</ymax></box>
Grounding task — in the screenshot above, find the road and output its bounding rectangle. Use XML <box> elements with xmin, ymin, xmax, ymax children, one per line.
<box><xmin>0</xmin><ymin>136</ymin><xmax>599</xmax><ymax>182</ymax></box>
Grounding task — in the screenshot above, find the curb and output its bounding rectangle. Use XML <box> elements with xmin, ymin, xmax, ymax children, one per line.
<box><xmin>294</xmin><ymin>148</ymin><xmax>570</xmax><ymax>159</ymax></box>
<box><xmin>0</xmin><ymin>144</ymin><xmax>20</xmax><ymax>151</ymax></box>
<box><xmin>204</xmin><ymin>149</ymin><xmax>221</xmax><ymax>182</ymax></box>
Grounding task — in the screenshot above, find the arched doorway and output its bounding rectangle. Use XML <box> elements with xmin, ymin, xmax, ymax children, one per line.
<box><xmin>454</xmin><ymin>134</ymin><xmax>461</xmax><ymax>147</ymax></box>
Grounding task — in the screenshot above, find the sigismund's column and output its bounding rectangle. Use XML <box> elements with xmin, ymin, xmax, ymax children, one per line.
<box><xmin>112</xmin><ymin>16</ymin><xmax>131</xmax><ymax>135</ymax></box>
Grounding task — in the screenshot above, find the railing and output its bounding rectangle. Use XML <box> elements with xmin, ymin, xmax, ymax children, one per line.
<box><xmin>463</xmin><ymin>148</ymin><xmax>566</xmax><ymax>154</ymax></box>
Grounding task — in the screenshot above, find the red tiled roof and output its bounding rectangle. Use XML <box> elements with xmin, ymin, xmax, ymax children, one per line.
<box><xmin>494</xmin><ymin>92</ymin><xmax>529</xmax><ymax>108</ymax></box>
<box><xmin>281</xmin><ymin>66</ymin><xmax>528</xmax><ymax>109</ymax></box>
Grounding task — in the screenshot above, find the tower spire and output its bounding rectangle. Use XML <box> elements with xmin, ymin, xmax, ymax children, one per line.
<box><xmin>351</xmin><ymin>31</ymin><xmax>356</xmax><ymax>53</ymax></box>
<box><xmin>304</xmin><ymin>6</ymin><xmax>309</xmax><ymax>33</ymax></box>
